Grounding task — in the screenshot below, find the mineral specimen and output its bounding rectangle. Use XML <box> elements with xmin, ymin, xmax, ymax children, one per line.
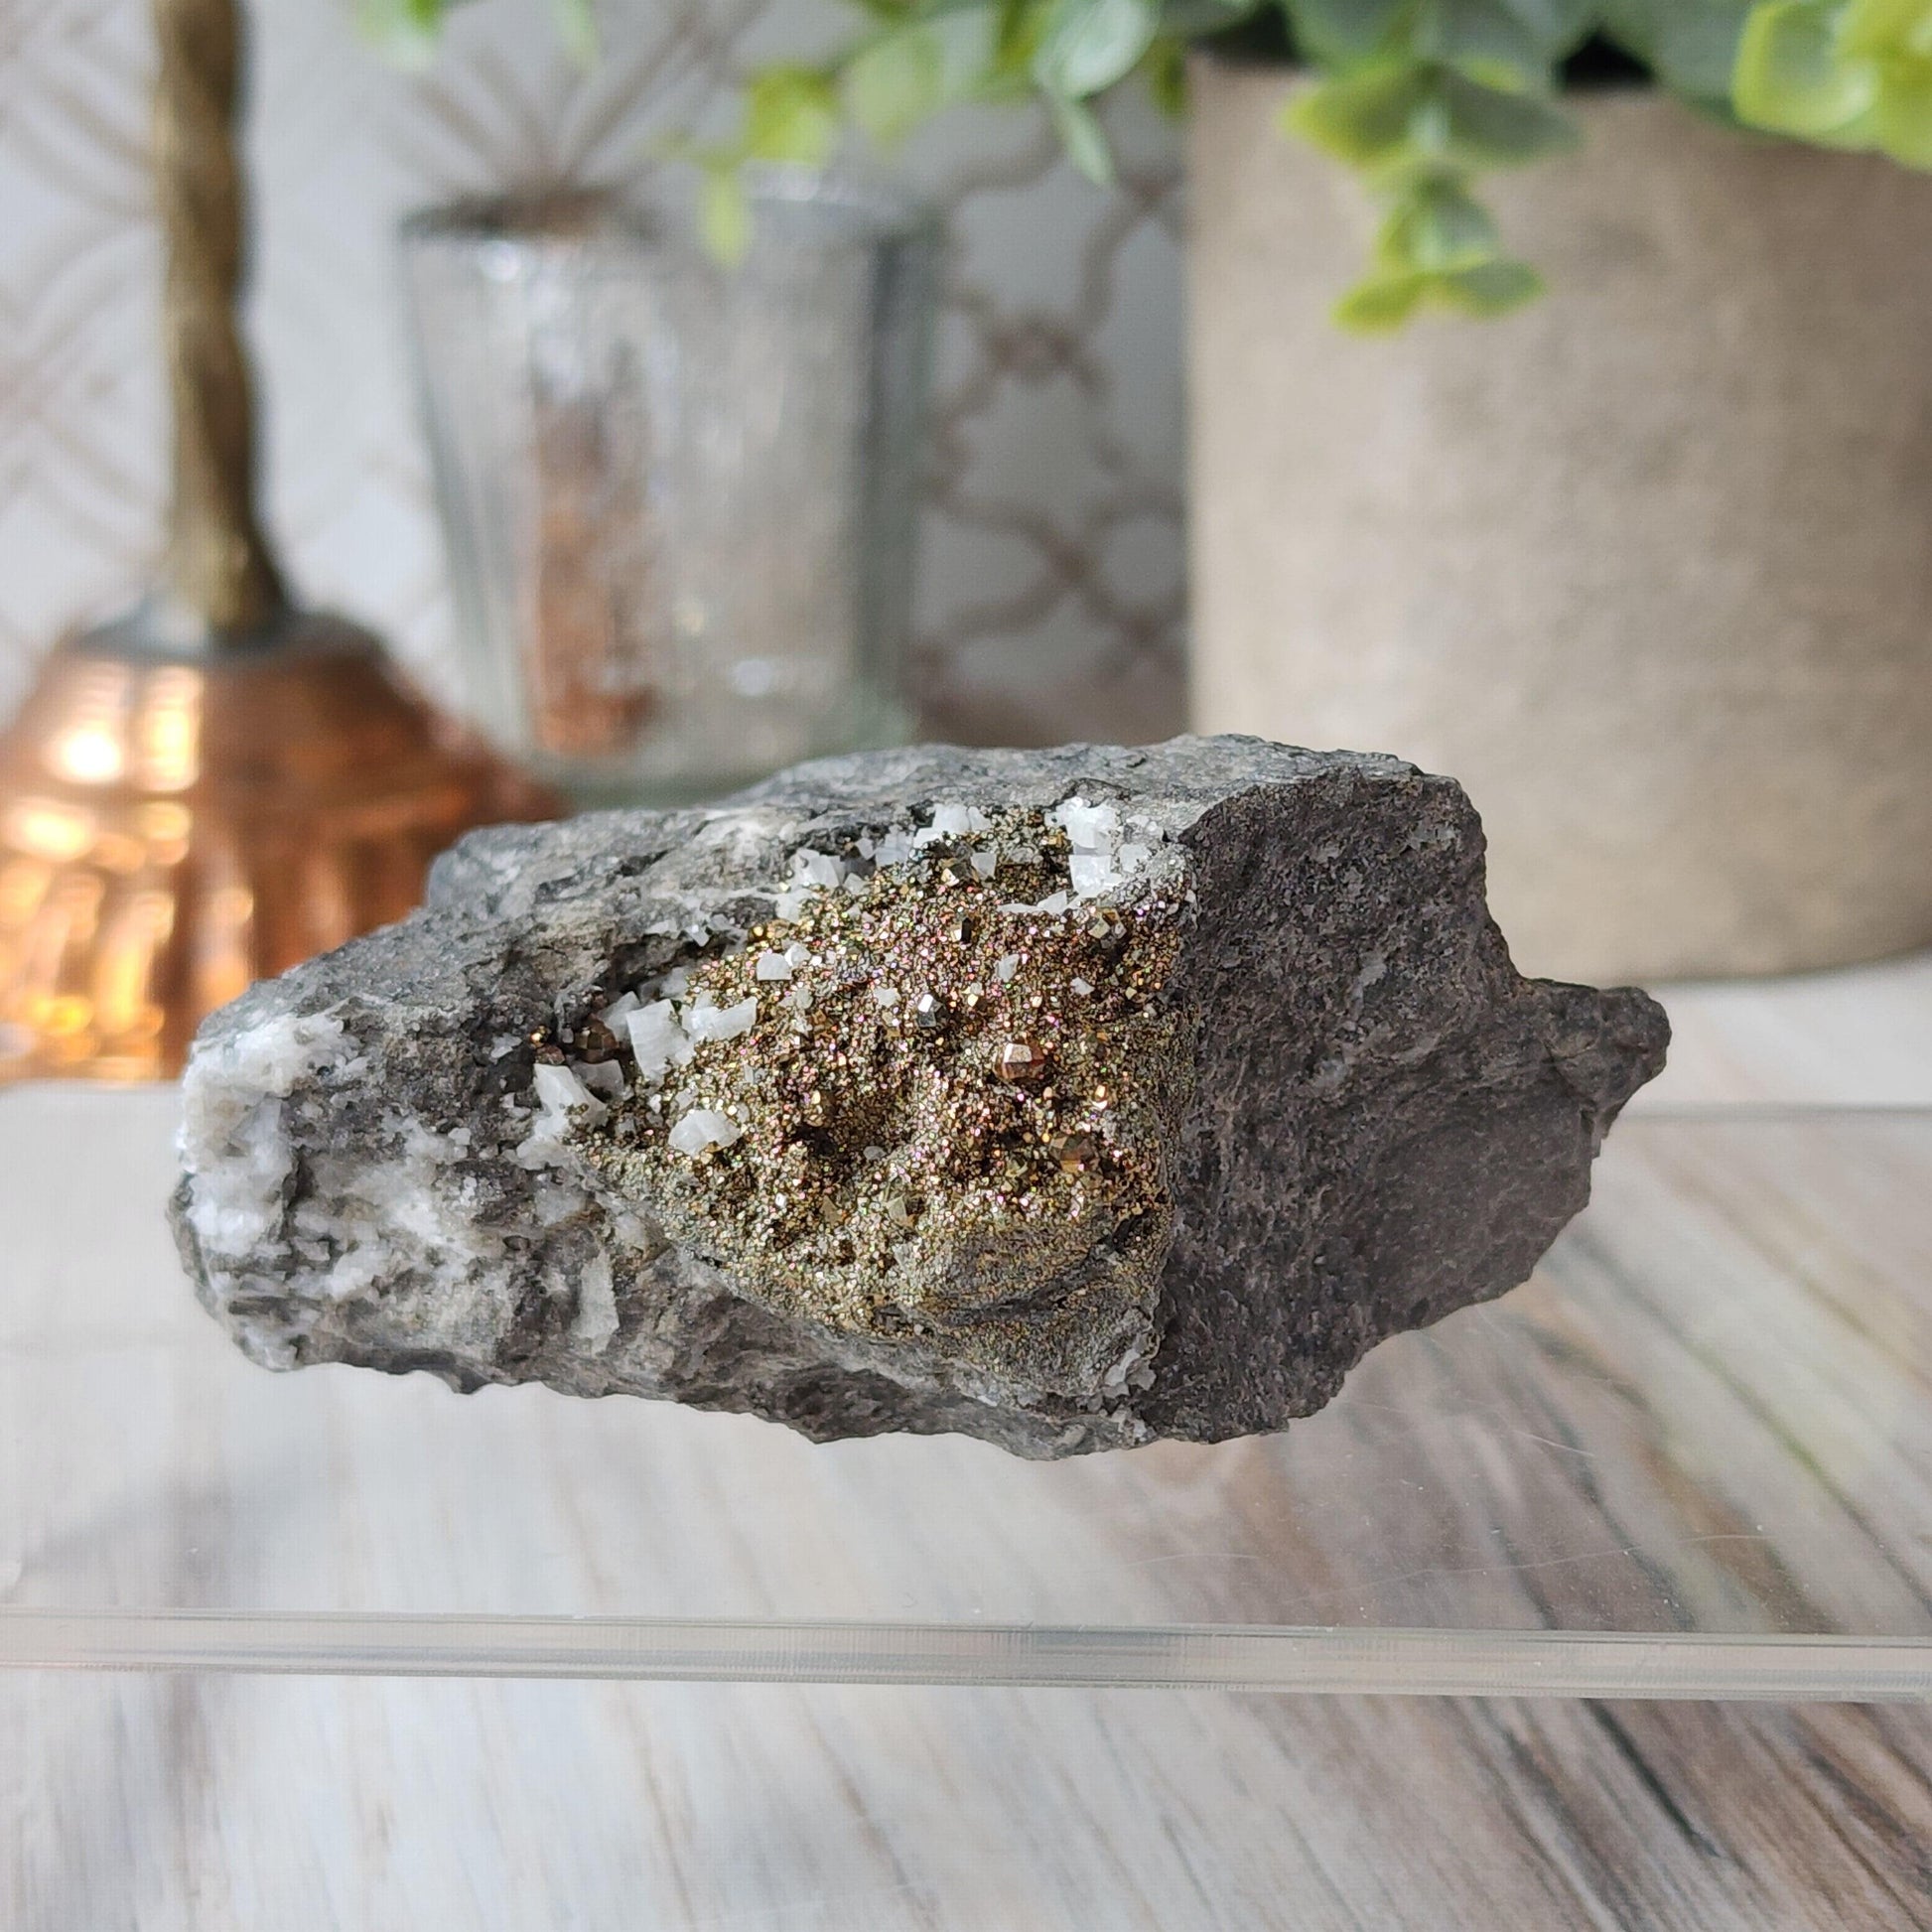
<box><xmin>171</xmin><ymin>737</ymin><xmax>1669</xmax><ymax>1458</ymax></box>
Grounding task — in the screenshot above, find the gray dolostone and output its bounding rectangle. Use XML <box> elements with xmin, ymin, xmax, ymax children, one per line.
<box><xmin>172</xmin><ymin>738</ymin><xmax>1668</xmax><ymax>1458</ymax></box>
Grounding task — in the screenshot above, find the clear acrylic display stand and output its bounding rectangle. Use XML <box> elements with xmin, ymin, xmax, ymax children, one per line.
<box><xmin>5</xmin><ymin>1090</ymin><xmax>1930</xmax><ymax>1701</ymax></box>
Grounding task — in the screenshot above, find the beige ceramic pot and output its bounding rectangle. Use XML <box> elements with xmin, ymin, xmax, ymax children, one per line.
<box><xmin>1188</xmin><ymin>64</ymin><xmax>1932</xmax><ymax>983</ymax></box>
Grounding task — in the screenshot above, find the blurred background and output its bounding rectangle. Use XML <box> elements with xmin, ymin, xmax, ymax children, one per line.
<box><xmin>9</xmin><ymin>11</ymin><xmax>1932</xmax><ymax>1920</ymax></box>
<box><xmin>0</xmin><ymin>0</ymin><xmax>1187</xmax><ymax>752</ymax></box>
<box><xmin>3</xmin><ymin>0</ymin><xmax>1931</xmax><ymax>1076</ymax></box>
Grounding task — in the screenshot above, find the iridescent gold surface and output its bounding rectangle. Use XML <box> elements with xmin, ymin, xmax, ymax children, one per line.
<box><xmin>0</xmin><ymin>616</ymin><xmax>558</xmax><ymax>1084</ymax></box>
<box><xmin>588</xmin><ymin>813</ymin><xmax>1192</xmax><ymax>1396</ymax></box>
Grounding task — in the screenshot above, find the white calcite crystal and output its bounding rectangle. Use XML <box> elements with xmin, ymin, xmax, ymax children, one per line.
<box><xmin>623</xmin><ymin>1001</ymin><xmax>690</xmax><ymax>1084</ymax></box>
<box><xmin>175</xmin><ymin>1013</ymin><xmax>356</xmax><ymax>1259</ymax></box>
<box><xmin>681</xmin><ymin>998</ymin><xmax>759</xmax><ymax>1044</ymax></box>
<box><xmin>172</xmin><ymin>737</ymin><xmax>1669</xmax><ymax>1457</ymax></box>
<box><xmin>666</xmin><ymin>1109</ymin><xmax>744</xmax><ymax>1157</ymax></box>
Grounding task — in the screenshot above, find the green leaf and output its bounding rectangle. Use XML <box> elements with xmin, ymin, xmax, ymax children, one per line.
<box><xmin>701</xmin><ymin>169</ymin><xmax>753</xmax><ymax>265</ymax></box>
<box><xmin>992</xmin><ymin>0</ymin><xmax>1043</xmax><ymax>70</ymax></box>
<box><xmin>1435</xmin><ymin>68</ymin><xmax>1580</xmax><ymax>162</ymax></box>
<box><xmin>914</xmin><ymin>3</ymin><xmax>1013</xmax><ymax>99</ymax></box>
<box><xmin>1842</xmin><ymin>0</ymin><xmax>1932</xmax><ymax>59</ymax></box>
<box><xmin>1496</xmin><ymin>0</ymin><xmax>1598</xmax><ymax>43</ymax></box>
<box><xmin>1284</xmin><ymin>63</ymin><xmax>1438</xmax><ymax>167</ymax></box>
<box><xmin>1377</xmin><ymin>176</ymin><xmax>1501</xmax><ymax>271</ymax></box>
<box><xmin>1291</xmin><ymin>0</ymin><xmax>1411</xmax><ymax>65</ymax></box>
<box><xmin>1035</xmin><ymin>0</ymin><xmax>1163</xmax><ymax>97</ymax></box>
<box><xmin>553</xmin><ymin>0</ymin><xmax>598</xmax><ymax>66</ymax></box>
<box><xmin>1417</xmin><ymin>0</ymin><xmax>1563</xmax><ymax>88</ymax></box>
<box><xmin>354</xmin><ymin>0</ymin><xmax>456</xmax><ymax>66</ymax></box>
<box><xmin>1144</xmin><ymin>34</ymin><xmax>1191</xmax><ymax>115</ymax></box>
<box><xmin>1288</xmin><ymin>62</ymin><xmax>1575</xmax><ymax>172</ymax></box>
<box><xmin>1333</xmin><ymin>268</ymin><xmax>1431</xmax><ymax>331</ymax></box>
<box><xmin>1334</xmin><ymin>254</ymin><xmax>1542</xmax><ymax>331</ymax></box>
<box><xmin>1438</xmin><ymin>256</ymin><xmax>1545</xmax><ymax>313</ymax></box>
<box><xmin>1734</xmin><ymin>1</ymin><xmax>1880</xmax><ymax>136</ymax></box>
<box><xmin>1601</xmin><ymin>0</ymin><xmax>1755</xmax><ymax>102</ymax></box>
<box><xmin>357</xmin><ymin>0</ymin><xmax>603</xmax><ymax>68</ymax></box>
<box><xmin>1727</xmin><ymin>0</ymin><xmax>1932</xmax><ymax>164</ymax></box>
<box><xmin>745</xmin><ymin>66</ymin><xmax>843</xmax><ymax>166</ymax></box>
<box><xmin>845</xmin><ymin>26</ymin><xmax>947</xmax><ymax>142</ymax></box>
<box><xmin>1049</xmin><ymin>87</ymin><xmax>1119</xmax><ymax>178</ymax></box>
<box><xmin>1158</xmin><ymin>0</ymin><xmax>1268</xmax><ymax>34</ymax></box>
<box><xmin>1873</xmin><ymin>48</ymin><xmax>1932</xmax><ymax>161</ymax></box>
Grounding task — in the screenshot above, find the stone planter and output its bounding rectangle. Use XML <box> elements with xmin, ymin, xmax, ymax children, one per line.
<box><xmin>1188</xmin><ymin>65</ymin><xmax>1932</xmax><ymax>983</ymax></box>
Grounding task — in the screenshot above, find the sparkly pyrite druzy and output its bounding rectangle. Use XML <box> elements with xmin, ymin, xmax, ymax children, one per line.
<box><xmin>580</xmin><ymin>804</ymin><xmax>1193</xmax><ymax>1404</ymax></box>
<box><xmin>172</xmin><ymin>738</ymin><xmax>1671</xmax><ymax>1457</ymax></box>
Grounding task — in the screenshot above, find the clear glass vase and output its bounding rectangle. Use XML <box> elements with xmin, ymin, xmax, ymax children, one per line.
<box><xmin>400</xmin><ymin>174</ymin><xmax>936</xmax><ymax>806</ymax></box>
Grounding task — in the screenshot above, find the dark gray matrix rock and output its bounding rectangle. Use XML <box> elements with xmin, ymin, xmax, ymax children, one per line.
<box><xmin>172</xmin><ymin>737</ymin><xmax>1668</xmax><ymax>1457</ymax></box>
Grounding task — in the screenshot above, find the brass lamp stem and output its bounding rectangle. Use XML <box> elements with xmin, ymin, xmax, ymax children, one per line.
<box><xmin>152</xmin><ymin>0</ymin><xmax>286</xmax><ymax>636</ymax></box>
<box><xmin>0</xmin><ymin>0</ymin><xmax>560</xmax><ymax>1088</ymax></box>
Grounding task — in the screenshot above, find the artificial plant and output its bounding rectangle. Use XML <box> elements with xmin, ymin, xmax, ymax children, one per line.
<box><xmin>367</xmin><ymin>0</ymin><xmax>1932</xmax><ymax>326</ymax></box>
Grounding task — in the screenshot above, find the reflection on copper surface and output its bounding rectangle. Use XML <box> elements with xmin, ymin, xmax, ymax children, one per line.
<box><xmin>0</xmin><ymin>860</ymin><xmax>49</xmax><ymax>925</ymax></box>
<box><xmin>194</xmin><ymin>873</ymin><xmax>257</xmax><ymax>1024</ymax></box>
<box><xmin>52</xmin><ymin>725</ymin><xmax>125</xmax><ymax>785</ymax></box>
<box><xmin>134</xmin><ymin>669</ymin><xmax>203</xmax><ymax>792</ymax></box>
<box><xmin>137</xmin><ymin>801</ymin><xmax>194</xmax><ymax>864</ymax></box>
<box><xmin>6</xmin><ymin>798</ymin><xmax>95</xmax><ymax>864</ymax></box>
<box><xmin>91</xmin><ymin>830</ymin><xmax>148</xmax><ymax>875</ymax></box>
<box><xmin>0</xmin><ymin>619</ymin><xmax>558</xmax><ymax>1084</ymax></box>
<box><xmin>94</xmin><ymin>887</ymin><xmax>174</xmax><ymax>1040</ymax></box>
<box><xmin>47</xmin><ymin>662</ymin><xmax>131</xmax><ymax>787</ymax></box>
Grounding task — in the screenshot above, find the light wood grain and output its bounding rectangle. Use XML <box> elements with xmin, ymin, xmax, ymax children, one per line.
<box><xmin>1638</xmin><ymin>952</ymin><xmax>1932</xmax><ymax>1111</ymax></box>
<box><xmin>12</xmin><ymin>1674</ymin><xmax>1932</xmax><ymax>1927</ymax></box>
<box><xmin>6</xmin><ymin>962</ymin><xmax>1932</xmax><ymax>1930</ymax></box>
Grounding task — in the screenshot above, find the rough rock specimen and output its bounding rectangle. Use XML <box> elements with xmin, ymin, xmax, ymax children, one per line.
<box><xmin>172</xmin><ymin>737</ymin><xmax>1669</xmax><ymax>1457</ymax></box>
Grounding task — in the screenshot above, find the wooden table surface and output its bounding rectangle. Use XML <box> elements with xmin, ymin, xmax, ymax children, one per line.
<box><xmin>7</xmin><ymin>952</ymin><xmax>1932</xmax><ymax>1931</ymax></box>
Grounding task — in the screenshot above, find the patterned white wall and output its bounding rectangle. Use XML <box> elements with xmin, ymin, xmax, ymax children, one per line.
<box><xmin>0</xmin><ymin>0</ymin><xmax>1186</xmax><ymax>749</ymax></box>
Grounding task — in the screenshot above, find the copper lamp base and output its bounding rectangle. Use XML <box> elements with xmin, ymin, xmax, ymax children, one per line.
<box><xmin>0</xmin><ymin>606</ymin><xmax>560</xmax><ymax>1085</ymax></box>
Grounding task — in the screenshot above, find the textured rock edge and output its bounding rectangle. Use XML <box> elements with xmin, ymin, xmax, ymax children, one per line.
<box><xmin>170</xmin><ymin>738</ymin><xmax>1670</xmax><ymax>1457</ymax></box>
